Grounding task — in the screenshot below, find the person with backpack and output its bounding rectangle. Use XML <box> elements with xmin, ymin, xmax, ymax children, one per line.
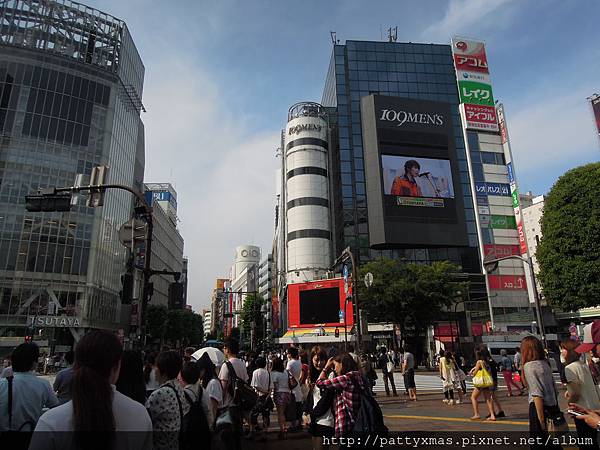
<box><xmin>377</xmin><ymin>347</ymin><xmax>398</xmax><ymax>397</ymax></box>
<box><xmin>179</xmin><ymin>361</ymin><xmax>211</xmax><ymax>450</ymax></box>
<box><xmin>146</xmin><ymin>350</ymin><xmax>190</xmax><ymax>450</ymax></box>
<box><xmin>315</xmin><ymin>353</ymin><xmax>365</xmax><ymax>438</ymax></box>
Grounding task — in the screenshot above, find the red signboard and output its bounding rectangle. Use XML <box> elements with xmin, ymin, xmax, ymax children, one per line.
<box><xmin>488</xmin><ymin>275</ymin><xmax>527</xmax><ymax>290</ymax></box>
<box><xmin>483</xmin><ymin>244</ymin><xmax>521</xmax><ymax>259</ymax></box>
<box><xmin>463</xmin><ymin>104</ymin><xmax>498</xmax><ymax>131</ymax></box>
<box><xmin>287</xmin><ymin>278</ymin><xmax>354</xmax><ymax>329</ymax></box>
<box><xmin>434</xmin><ymin>323</ymin><xmax>459</xmax><ymax>336</ymax></box>
<box><xmin>452</xmin><ymin>40</ymin><xmax>490</xmax><ymax>74</ymax></box>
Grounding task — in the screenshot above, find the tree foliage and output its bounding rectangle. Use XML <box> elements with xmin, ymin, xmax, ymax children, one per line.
<box><xmin>239</xmin><ymin>293</ymin><xmax>264</xmax><ymax>350</ymax></box>
<box><xmin>145</xmin><ymin>304</ymin><xmax>204</xmax><ymax>347</ymax></box>
<box><xmin>537</xmin><ymin>162</ymin><xmax>600</xmax><ymax>311</ymax></box>
<box><xmin>358</xmin><ymin>259</ymin><xmax>467</xmax><ymax>338</ymax></box>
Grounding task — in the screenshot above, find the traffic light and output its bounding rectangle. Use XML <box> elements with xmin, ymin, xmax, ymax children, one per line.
<box><xmin>120</xmin><ymin>273</ymin><xmax>134</xmax><ymax>304</ymax></box>
<box><xmin>168</xmin><ymin>282</ymin><xmax>184</xmax><ymax>309</ymax></box>
<box><xmin>334</xmin><ymin>327</ymin><xmax>340</xmax><ymax>338</ymax></box>
<box><xmin>87</xmin><ymin>165</ymin><xmax>109</xmax><ymax>207</ymax></box>
<box><xmin>25</xmin><ymin>194</ymin><xmax>72</xmax><ymax>212</ymax></box>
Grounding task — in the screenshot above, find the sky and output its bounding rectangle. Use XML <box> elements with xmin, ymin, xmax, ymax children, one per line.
<box><xmin>84</xmin><ymin>0</ymin><xmax>600</xmax><ymax>312</ymax></box>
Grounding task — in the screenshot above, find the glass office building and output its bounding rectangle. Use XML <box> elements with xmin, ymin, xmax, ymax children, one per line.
<box><xmin>0</xmin><ymin>0</ymin><xmax>145</xmax><ymax>340</ymax></box>
<box><xmin>322</xmin><ymin>41</ymin><xmax>489</xmax><ymax>324</ymax></box>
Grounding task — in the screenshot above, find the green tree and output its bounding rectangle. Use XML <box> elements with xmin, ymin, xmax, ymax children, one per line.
<box><xmin>358</xmin><ymin>259</ymin><xmax>466</xmax><ymax>339</ymax></box>
<box><xmin>239</xmin><ymin>293</ymin><xmax>264</xmax><ymax>350</ymax></box>
<box><xmin>166</xmin><ymin>309</ymin><xmax>204</xmax><ymax>348</ymax></box>
<box><xmin>537</xmin><ymin>162</ymin><xmax>600</xmax><ymax>311</ymax></box>
<box><xmin>145</xmin><ymin>304</ymin><xmax>168</xmax><ymax>343</ymax></box>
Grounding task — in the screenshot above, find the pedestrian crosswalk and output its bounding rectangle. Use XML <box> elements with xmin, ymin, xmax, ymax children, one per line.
<box><xmin>372</xmin><ymin>371</ymin><xmax>561</xmax><ymax>394</ymax></box>
<box><xmin>372</xmin><ymin>372</ymin><xmax>472</xmax><ymax>394</ymax></box>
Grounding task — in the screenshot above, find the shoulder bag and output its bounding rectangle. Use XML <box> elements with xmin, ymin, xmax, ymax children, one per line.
<box><xmin>545</xmin><ymin>365</ymin><xmax>567</xmax><ymax>435</ymax></box>
<box><xmin>472</xmin><ymin>361</ymin><xmax>494</xmax><ymax>389</ymax></box>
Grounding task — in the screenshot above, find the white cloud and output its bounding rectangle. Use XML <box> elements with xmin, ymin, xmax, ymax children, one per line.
<box><xmin>141</xmin><ymin>55</ymin><xmax>279</xmax><ymax>312</ymax></box>
<box><xmin>422</xmin><ymin>0</ymin><xmax>514</xmax><ymax>41</ymax></box>
<box><xmin>505</xmin><ymin>89</ymin><xmax>598</xmax><ymax>184</ymax></box>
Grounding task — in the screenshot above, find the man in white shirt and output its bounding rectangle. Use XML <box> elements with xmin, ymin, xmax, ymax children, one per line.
<box><xmin>219</xmin><ymin>338</ymin><xmax>248</xmax><ymax>407</ymax></box>
<box><xmin>286</xmin><ymin>347</ymin><xmax>303</xmax><ymax>432</ymax></box>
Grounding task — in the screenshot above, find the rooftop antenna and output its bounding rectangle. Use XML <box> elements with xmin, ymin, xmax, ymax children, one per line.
<box><xmin>388</xmin><ymin>26</ymin><xmax>398</xmax><ymax>42</ymax></box>
<box><xmin>330</xmin><ymin>31</ymin><xmax>338</xmax><ymax>45</ymax></box>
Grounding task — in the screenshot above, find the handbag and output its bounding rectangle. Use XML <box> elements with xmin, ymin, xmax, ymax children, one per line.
<box><xmin>3</xmin><ymin>376</ymin><xmax>34</xmax><ymax>450</ymax></box>
<box><xmin>472</xmin><ymin>364</ymin><xmax>494</xmax><ymax>389</ymax></box>
<box><xmin>513</xmin><ymin>372</ymin><xmax>521</xmax><ymax>383</ymax></box>
<box><xmin>287</xmin><ymin>369</ymin><xmax>298</xmax><ymax>391</ymax></box>
<box><xmin>545</xmin><ymin>366</ymin><xmax>567</xmax><ymax>435</ymax></box>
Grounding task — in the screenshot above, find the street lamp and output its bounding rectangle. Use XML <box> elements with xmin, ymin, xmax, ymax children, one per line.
<box><xmin>483</xmin><ymin>254</ymin><xmax>546</xmax><ymax>347</ymax></box>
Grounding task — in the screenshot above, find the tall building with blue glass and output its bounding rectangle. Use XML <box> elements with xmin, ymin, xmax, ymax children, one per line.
<box><xmin>321</xmin><ymin>40</ymin><xmax>491</xmax><ymax>340</ymax></box>
<box><xmin>0</xmin><ymin>0</ymin><xmax>145</xmax><ymax>343</ymax></box>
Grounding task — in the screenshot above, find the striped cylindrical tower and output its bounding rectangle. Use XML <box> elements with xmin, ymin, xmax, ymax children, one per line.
<box><xmin>284</xmin><ymin>102</ymin><xmax>332</xmax><ymax>284</ymax></box>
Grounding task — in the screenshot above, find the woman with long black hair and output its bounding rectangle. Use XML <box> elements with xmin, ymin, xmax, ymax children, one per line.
<box><xmin>29</xmin><ymin>330</ymin><xmax>153</xmax><ymax>450</ymax></box>
<box><xmin>116</xmin><ymin>350</ymin><xmax>146</xmax><ymax>405</ymax></box>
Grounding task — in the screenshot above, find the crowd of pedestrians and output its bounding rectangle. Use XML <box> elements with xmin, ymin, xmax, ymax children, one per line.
<box><xmin>5</xmin><ymin>322</ymin><xmax>600</xmax><ymax>449</ymax></box>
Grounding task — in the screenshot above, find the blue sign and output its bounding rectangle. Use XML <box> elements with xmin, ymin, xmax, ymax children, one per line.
<box><xmin>144</xmin><ymin>190</ymin><xmax>178</xmax><ymax>210</ymax></box>
<box><xmin>506</xmin><ymin>162</ymin><xmax>515</xmax><ymax>185</ymax></box>
<box><xmin>339</xmin><ymin>309</ymin><xmax>344</xmax><ymax>319</ymax></box>
<box><xmin>475</xmin><ymin>182</ymin><xmax>511</xmax><ymax>197</ymax></box>
<box><xmin>342</xmin><ymin>264</ymin><xmax>349</xmax><ymax>282</ymax></box>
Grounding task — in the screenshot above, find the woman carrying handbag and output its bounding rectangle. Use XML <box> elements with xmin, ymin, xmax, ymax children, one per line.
<box><xmin>468</xmin><ymin>348</ymin><xmax>496</xmax><ymax>421</ymax></box>
<box><xmin>521</xmin><ymin>336</ymin><xmax>564</xmax><ymax>450</ymax></box>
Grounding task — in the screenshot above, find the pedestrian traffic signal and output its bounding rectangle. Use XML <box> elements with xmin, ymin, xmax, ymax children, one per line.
<box><xmin>25</xmin><ymin>193</ymin><xmax>72</xmax><ymax>212</ymax></box>
<box><xmin>334</xmin><ymin>327</ymin><xmax>339</xmax><ymax>338</ymax></box>
<box><xmin>168</xmin><ymin>282</ymin><xmax>184</xmax><ymax>309</ymax></box>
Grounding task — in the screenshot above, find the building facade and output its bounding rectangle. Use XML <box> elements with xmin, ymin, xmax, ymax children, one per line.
<box><xmin>0</xmin><ymin>0</ymin><xmax>145</xmax><ymax>344</ymax></box>
<box><xmin>273</xmin><ymin>39</ymin><xmax>544</xmax><ymax>349</ymax></box>
<box><xmin>202</xmin><ymin>308</ymin><xmax>211</xmax><ymax>338</ymax></box>
<box><xmin>226</xmin><ymin>245</ymin><xmax>260</xmax><ymax>335</ymax></box>
<box><xmin>144</xmin><ymin>183</ymin><xmax>184</xmax><ymax>308</ymax></box>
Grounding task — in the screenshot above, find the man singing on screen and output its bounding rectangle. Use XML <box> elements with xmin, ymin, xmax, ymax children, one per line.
<box><xmin>391</xmin><ymin>160</ymin><xmax>423</xmax><ymax>197</ymax></box>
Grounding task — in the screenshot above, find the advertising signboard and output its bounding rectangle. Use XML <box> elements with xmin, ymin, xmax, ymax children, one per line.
<box><xmin>483</xmin><ymin>244</ymin><xmax>521</xmax><ymax>259</ymax></box>
<box><xmin>452</xmin><ymin>38</ymin><xmax>499</xmax><ymax>132</ymax></box>
<box><xmin>361</xmin><ymin>95</ymin><xmax>469</xmax><ymax>248</ymax></box>
<box><xmin>452</xmin><ymin>39</ymin><xmax>490</xmax><ymax>73</ymax></box>
<box><xmin>287</xmin><ymin>278</ymin><xmax>353</xmax><ymax>329</ymax></box>
<box><xmin>458</xmin><ymin>81</ymin><xmax>495</xmax><ymax>106</ymax></box>
<box><xmin>488</xmin><ymin>275</ymin><xmax>527</xmax><ymax>291</ymax></box>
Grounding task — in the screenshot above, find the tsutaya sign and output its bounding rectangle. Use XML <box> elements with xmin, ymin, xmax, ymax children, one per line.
<box><xmin>28</xmin><ymin>315</ymin><xmax>81</xmax><ymax>327</ymax></box>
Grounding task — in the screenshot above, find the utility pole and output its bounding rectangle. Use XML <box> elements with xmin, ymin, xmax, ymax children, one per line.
<box><xmin>26</xmin><ymin>179</ymin><xmax>155</xmax><ymax>347</ymax></box>
<box><xmin>483</xmin><ymin>254</ymin><xmax>546</xmax><ymax>347</ymax></box>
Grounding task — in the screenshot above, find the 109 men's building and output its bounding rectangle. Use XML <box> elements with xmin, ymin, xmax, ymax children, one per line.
<box><xmin>273</xmin><ymin>38</ymin><xmax>549</xmax><ymax>352</ymax></box>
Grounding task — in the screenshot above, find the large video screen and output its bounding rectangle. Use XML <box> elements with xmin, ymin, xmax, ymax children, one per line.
<box><xmin>299</xmin><ymin>287</ymin><xmax>339</xmax><ymax>325</ymax></box>
<box><xmin>360</xmin><ymin>94</ymin><xmax>469</xmax><ymax>247</ymax></box>
<box><xmin>381</xmin><ymin>154</ymin><xmax>455</xmax><ymax>202</ymax></box>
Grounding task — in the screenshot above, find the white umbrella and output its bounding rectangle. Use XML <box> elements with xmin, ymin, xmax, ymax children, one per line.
<box><xmin>191</xmin><ymin>347</ymin><xmax>225</xmax><ymax>367</ymax></box>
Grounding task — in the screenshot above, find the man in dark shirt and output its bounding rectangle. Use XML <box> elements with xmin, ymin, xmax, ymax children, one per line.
<box><xmin>53</xmin><ymin>350</ymin><xmax>74</xmax><ymax>405</ymax></box>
